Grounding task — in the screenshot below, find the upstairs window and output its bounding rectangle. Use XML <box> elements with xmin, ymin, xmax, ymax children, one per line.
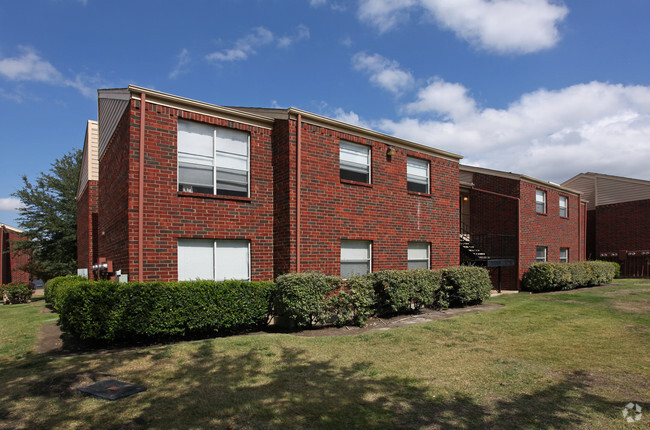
<box><xmin>536</xmin><ymin>246</ymin><xmax>547</xmax><ymax>263</ymax></box>
<box><xmin>340</xmin><ymin>141</ymin><xmax>370</xmax><ymax>183</ymax></box>
<box><xmin>408</xmin><ymin>242</ymin><xmax>430</xmax><ymax>269</ymax></box>
<box><xmin>407</xmin><ymin>157</ymin><xmax>429</xmax><ymax>193</ymax></box>
<box><xmin>341</xmin><ymin>240</ymin><xmax>371</xmax><ymax>277</ymax></box>
<box><xmin>178</xmin><ymin>120</ymin><xmax>249</xmax><ymax>197</ymax></box>
<box><xmin>559</xmin><ymin>196</ymin><xmax>568</xmax><ymax>217</ymax></box>
<box><xmin>178</xmin><ymin>239</ymin><xmax>250</xmax><ymax>281</ymax></box>
<box><xmin>536</xmin><ymin>189</ymin><xmax>546</xmax><ymax>214</ymax></box>
<box><xmin>560</xmin><ymin>248</ymin><xmax>569</xmax><ymax>263</ymax></box>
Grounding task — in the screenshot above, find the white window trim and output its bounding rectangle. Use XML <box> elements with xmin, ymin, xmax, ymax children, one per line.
<box><xmin>340</xmin><ymin>240</ymin><xmax>372</xmax><ymax>277</ymax></box>
<box><xmin>407</xmin><ymin>241</ymin><xmax>430</xmax><ymax>269</ymax></box>
<box><xmin>559</xmin><ymin>196</ymin><xmax>568</xmax><ymax>217</ymax></box>
<box><xmin>340</xmin><ymin>140</ymin><xmax>371</xmax><ymax>184</ymax></box>
<box><xmin>560</xmin><ymin>247</ymin><xmax>569</xmax><ymax>263</ymax></box>
<box><xmin>536</xmin><ymin>190</ymin><xmax>547</xmax><ymax>214</ymax></box>
<box><xmin>536</xmin><ymin>246</ymin><xmax>547</xmax><ymax>263</ymax></box>
<box><xmin>177</xmin><ymin>120</ymin><xmax>251</xmax><ymax>197</ymax></box>
<box><xmin>178</xmin><ymin>239</ymin><xmax>251</xmax><ymax>281</ymax></box>
<box><xmin>407</xmin><ymin>157</ymin><xmax>430</xmax><ymax>194</ymax></box>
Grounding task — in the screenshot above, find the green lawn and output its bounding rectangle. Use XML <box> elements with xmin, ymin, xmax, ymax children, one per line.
<box><xmin>0</xmin><ymin>280</ymin><xmax>648</xmax><ymax>429</ymax></box>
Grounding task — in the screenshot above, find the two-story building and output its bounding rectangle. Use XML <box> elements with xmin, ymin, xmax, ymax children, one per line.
<box><xmin>78</xmin><ymin>86</ymin><xmax>462</xmax><ymax>282</ymax></box>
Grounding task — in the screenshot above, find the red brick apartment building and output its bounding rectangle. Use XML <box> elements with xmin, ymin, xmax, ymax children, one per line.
<box><xmin>563</xmin><ymin>172</ymin><xmax>650</xmax><ymax>277</ymax></box>
<box><xmin>0</xmin><ymin>223</ymin><xmax>31</xmax><ymax>285</ymax></box>
<box><xmin>460</xmin><ymin>165</ymin><xmax>586</xmax><ymax>290</ymax></box>
<box><xmin>77</xmin><ymin>86</ymin><xmax>462</xmax><ymax>282</ymax></box>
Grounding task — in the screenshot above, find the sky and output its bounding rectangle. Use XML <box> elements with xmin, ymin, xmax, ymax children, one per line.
<box><xmin>1</xmin><ymin>0</ymin><xmax>650</xmax><ymax>227</ymax></box>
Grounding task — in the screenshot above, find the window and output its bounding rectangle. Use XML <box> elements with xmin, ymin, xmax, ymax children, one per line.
<box><xmin>536</xmin><ymin>246</ymin><xmax>547</xmax><ymax>263</ymax></box>
<box><xmin>536</xmin><ymin>189</ymin><xmax>546</xmax><ymax>214</ymax></box>
<box><xmin>559</xmin><ymin>196</ymin><xmax>568</xmax><ymax>217</ymax></box>
<box><xmin>178</xmin><ymin>239</ymin><xmax>250</xmax><ymax>281</ymax></box>
<box><xmin>408</xmin><ymin>242</ymin><xmax>429</xmax><ymax>269</ymax></box>
<box><xmin>178</xmin><ymin>120</ymin><xmax>249</xmax><ymax>197</ymax></box>
<box><xmin>341</xmin><ymin>240</ymin><xmax>371</xmax><ymax>277</ymax></box>
<box><xmin>340</xmin><ymin>141</ymin><xmax>370</xmax><ymax>183</ymax></box>
<box><xmin>560</xmin><ymin>248</ymin><xmax>569</xmax><ymax>263</ymax></box>
<box><xmin>407</xmin><ymin>157</ymin><xmax>429</xmax><ymax>193</ymax></box>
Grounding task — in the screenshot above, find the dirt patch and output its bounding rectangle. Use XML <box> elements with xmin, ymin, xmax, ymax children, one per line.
<box><xmin>35</xmin><ymin>302</ymin><xmax>504</xmax><ymax>353</ymax></box>
<box><xmin>611</xmin><ymin>300</ymin><xmax>650</xmax><ymax>314</ymax></box>
<box><xmin>290</xmin><ymin>302</ymin><xmax>504</xmax><ymax>337</ymax></box>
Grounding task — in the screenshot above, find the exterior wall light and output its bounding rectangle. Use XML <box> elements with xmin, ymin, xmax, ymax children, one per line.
<box><xmin>386</xmin><ymin>147</ymin><xmax>396</xmax><ymax>156</ymax></box>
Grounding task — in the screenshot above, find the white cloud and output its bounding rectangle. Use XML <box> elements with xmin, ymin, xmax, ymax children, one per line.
<box><xmin>358</xmin><ymin>0</ymin><xmax>568</xmax><ymax>54</ymax></box>
<box><xmin>0</xmin><ymin>46</ymin><xmax>98</xmax><ymax>98</ymax></box>
<box><xmin>310</xmin><ymin>0</ymin><xmax>348</xmax><ymax>11</ymax></box>
<box><xmin>0</xmin><ymin>198</ymin><xmax>24</xmax><ymax>212</ymax></box>
<box><xmin>352</xmin><ymin>52</ymin><xmax>415</xmax><ymax>95</ymax></box>
<box><xmin>169</xmin><ymin>48</ymin><xmax>190</xmax><ymax>79</ymax></box>
<box><xmin>371</xmin><ymin>80</ymin><xmax>650</xmax><ymax>182</ymax></box>
<box><xmin>0</xmin><ymin>46</ymin><xmax>63</xmax><ymax>83</ymax></box>
<box><xmin>206</xmin><ymin>26</ymin><xmax>309</xmax><ymax>62</ymax></box>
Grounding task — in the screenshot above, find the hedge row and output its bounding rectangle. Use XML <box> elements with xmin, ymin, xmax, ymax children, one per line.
<box><xmin>522</xmin><ymin>261</ymin><xmax>616</xmax><ymax>293</ymax></box>
<box><xmin>1</xmin><ymin>283</ymin><xmax>32</xmax><ymax>304</ymax></box>
<box><xmin>52</xmin><ymin>279</ymin><xmax>273</xmax><ymax>341</ymax></box>
<box><xmin>274</xmin><ymin>266</ymin><xmax>492</xmax><ymax>328</ymax></box>
<box><xmin>48</xmin><ymin>266</ymin><xmax>492</xmax><ymax>341</ymax></box>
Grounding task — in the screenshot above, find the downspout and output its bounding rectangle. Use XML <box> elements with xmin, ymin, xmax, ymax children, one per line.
<box><xmin>471</xmin><ymin>187</ymin><xmax>521</xmax><ymax>290</ymax></box>
<box><xmin>138</xmin><ymin>93</ymin><xmax>146</xmax><ymax>281</ymax></box>
<box><xmin>296</xmin><ymin>113</ymin><xmax>302</xmax><ymax>273</ymax></box>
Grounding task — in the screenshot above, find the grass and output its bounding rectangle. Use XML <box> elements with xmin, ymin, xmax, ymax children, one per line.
<box><xmin>0</xmin><ymin>281</ymin><xmax>648</xmax><ymax>429</ymax></box>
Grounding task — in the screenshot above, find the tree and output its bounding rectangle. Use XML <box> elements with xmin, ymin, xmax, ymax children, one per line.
<box><xmin>12</xmin><ymin>149</ymin><xmax>82</xmax><ymax>280</ymax></box>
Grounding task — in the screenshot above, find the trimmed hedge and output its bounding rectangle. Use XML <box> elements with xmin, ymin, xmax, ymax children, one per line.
<box><xmin>44</xmin><ymin>275</ymin><xmax>87</xmax><ymax>308</ymax></box>
<box><xmin>274</xmin><ymin>272</ymin><xmax>341</xmax><ymax>327</ymax></box>
<box><xmin>441</xmin><ymin>266</ymin><xmax>492</xmax><ymax>307</ymax></box>
<box><xmin>57</xmin><ymin>280</ymin><xmax>274</xmax><ymax>341</ymax></box>
<box><xmin>522</xmin><ymin>261</ymin><xmax>616</xmax><ymax>293</ymax></box>
<box><xmin>367</xmin><ymin>269</ymin><xmax>441</xmax><ymax>315</ymax></box>
<box><xmin>1</xmin><ymin>283</ymin><xmax>32</xmax><ymax>304</ymax></box>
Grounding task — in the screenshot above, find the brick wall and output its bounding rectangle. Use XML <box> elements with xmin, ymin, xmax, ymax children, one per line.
<box><xmin>126</xmin><ymin>100</ymin><xmax>275</xmax><ymax>282</ymax></box>
<box><xmin>76</xmin><ymin>179</ymin><xmax>98</xmax><ymax>277</ymax></box>
<box><xmin>0</xmin><ymin>227</ymin><xmax>31</xmax><ymax>285</ymax></box>
<box><xmin>98</xmin><ymin>104</ymin><xmax>132</xmax><ymax>275</ymax></box>
<box><xmin>292</xmin><ymin>120</ymin><xmax>459</xmax><ymax>275</ymax></box>
<box><xmin>519</xmin><ymin>181</ymin><xmax>582</xmax><ymax>279</ymax></box>
<box><xmin>595</xmin><ymin>198</ymin><xmax>650</xmax><ymax>253</ymax></box>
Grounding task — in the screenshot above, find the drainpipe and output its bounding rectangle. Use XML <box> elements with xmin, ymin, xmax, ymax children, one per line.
<box><xmin>296</xmin><ymin>113</ymin><xmax>302</xmax><ymax>273</ymax></box>
<box><xmin>138</xmin><ymin>93</ymin><xmax>146</xmax><ymax>281</ymax></box>
<box><xmin>471</xmin><ymin>187</ymin><xmax>521</xmax><ymax>290</ymax></box>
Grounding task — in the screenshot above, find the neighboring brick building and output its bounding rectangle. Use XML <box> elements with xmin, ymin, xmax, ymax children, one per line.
<box><xmin>0</xmin><ymin>223</ymin><xmax>31</xmax><ymax>285</ymax></box>
<box><xmin>562</xmin><ymin>172</ymin><xmax>650</xmax><ymax>277</ymax></box>
<box><xmin>460</xmin><ymin>165</ymin><xmax>586</xmax><ymax>290</ymax></box>
<box><xmin>76</xmin><ymin>120</ymin><xmax>99</xmax><ymax>278</ymax></box>
<box><xmin>80</xmin><ymin>86</ymin><xmax>462</xmax><ymax>282</ymax></box>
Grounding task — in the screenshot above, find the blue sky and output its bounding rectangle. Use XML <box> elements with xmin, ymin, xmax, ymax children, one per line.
<box><xmin>2</xmin><ymin>0</ymin><xmax>650</xmax><ymax>227</ymax></box>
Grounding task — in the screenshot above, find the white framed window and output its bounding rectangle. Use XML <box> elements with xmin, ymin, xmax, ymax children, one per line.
<box><xmin>408</xmin><ymin>242</ymin><xmax>430</xmax><ymax>269</ymax></box>
<box><xmin>178</xmin><ymin>239</ymin><xmax>250</xmax><ymax>281</ymax></box>
<box><xmin>560</xmin><ymin>248</ymin><xmax>569</xmax><ymax>263</ymax></box>
<box><xmin>559</xmin><ymin>196</ymin><xmax>568</xmax><ymax>217</ymax></box>
<box><xmin>407</xmin><ymin>157</ymin><xmax>429</xmax><ymax>193</ymax></box>
<box><xmin>536</xmin><ymin>246</ymin><xmax>547</xmax><ymax>263</ymax></box>
<box><xmin>341</xmin><ymin>240</ymin><xmax>371</xmax><ymax>277</ymax></box>
<box><xmin>340</xmin><ymin>141</ymin><xmax>370</xmax><ymax>183</ymax></box>
<box><xmin>536</xmin><ymin>189</ymin><xmax>546</xmax><ymax>214</ymax></box>
<box><xmin>178</xmin><ymin>119</ymin><xmax>250</xmax><ymax>197</ymax></box>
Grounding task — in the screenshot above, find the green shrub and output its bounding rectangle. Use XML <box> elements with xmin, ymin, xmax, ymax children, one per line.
<box><xmin>441</xmin><ymin>266</ymin><xmax>492</xmax><ymax>306</ymax></box>
<box><xmin>327</xmin><ymin>276</ymin><xmax>375</xmax><ymax>327</ymax></box>
<box><xmin>366</xmin><ymin>269</ymin><xmax>440</xmax><ymax>315</ymax></box>
<box><xmin>610</xmin><ymin>261</ymin><xmax>621</xmax><ymax>278</ymax></box>
<box><xmin>523</xmin><ymin>261</ymin><xmax>617</xmax><ymax>293</ymax></box>
<box><xmin>44</xmin><ymin>275</ymin><xmax>86</xmax><ymax>307</ymax></box>
<box><xmin>57</xmin><ymin>280</ymin><xmax>275</xmax><ymax>341</ymax></box>
<box><xmin>1</xmin><ymin>283</ymin><xmax>32</xmax><ymax>304</ymax></box>
<box><xmin>522</xmin><ymin>263</ymin><xmax>559</xmax><ymax>293</ymax></box>
<box><xmin>273</xmin><ymin>272</ymin><xmax>340</xmax><ymax>327</ymax></box>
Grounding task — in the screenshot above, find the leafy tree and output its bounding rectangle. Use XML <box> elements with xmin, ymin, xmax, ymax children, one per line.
<box><xmin>12</xmin><ymin>149</ymin><xmax>82</xmax><ymax>280</ymax></box>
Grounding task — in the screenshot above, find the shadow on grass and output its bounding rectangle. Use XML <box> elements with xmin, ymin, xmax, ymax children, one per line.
<box><xmin>0</xmin><ymin>341</ymin><xmax>626</xmax><ymax>429</ymax></box>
